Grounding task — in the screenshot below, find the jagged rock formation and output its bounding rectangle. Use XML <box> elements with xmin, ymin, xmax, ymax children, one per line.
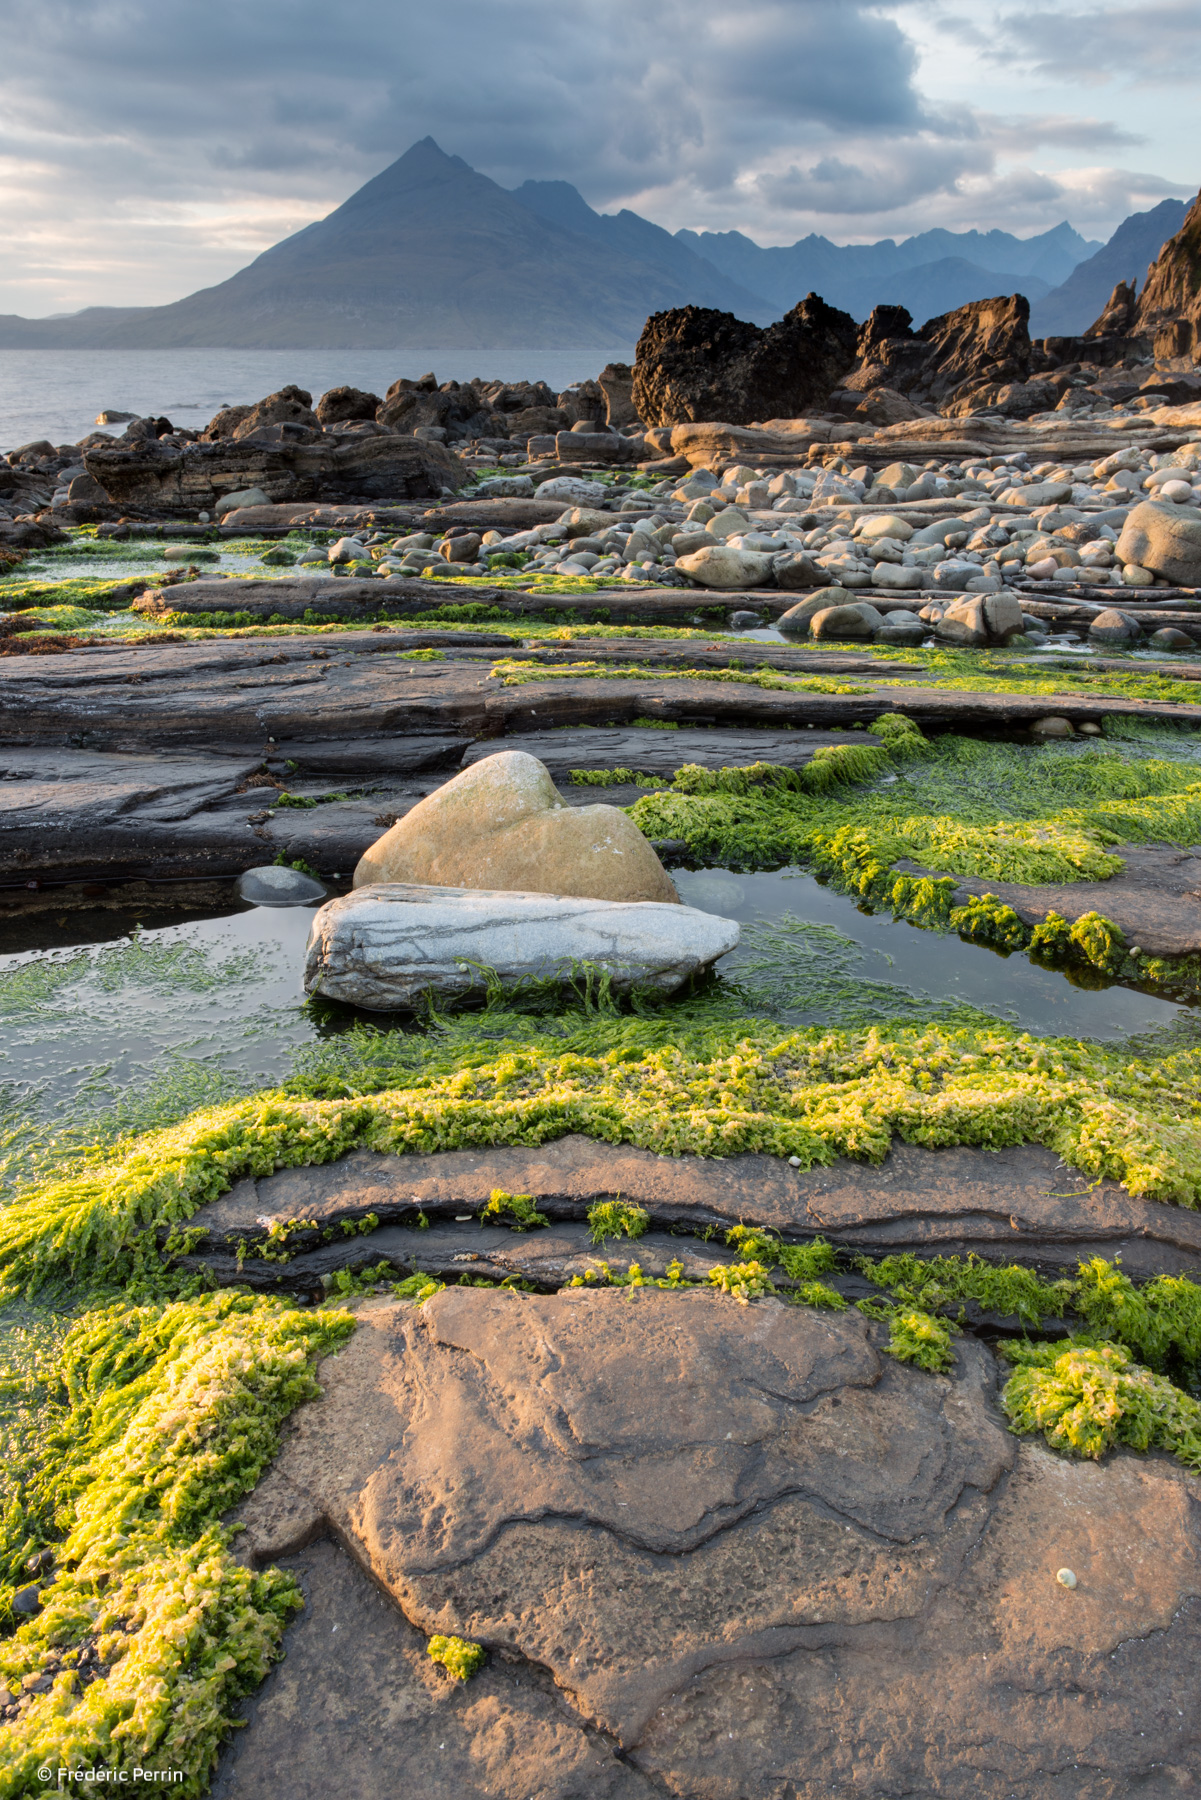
<box><xmin>632</xmin><ymin>295</ymin><xmax>858</xmax><ymax>427</ymax></box>
<box><xmin>1085</xmin><ymin>279</ymin><xmax>1138</xmax><ymax>338</ymax></box>
<box><xmin>1133</xmin><ymin>190</ymin><xmax>1201</xmax><ymax>362</ymax></box>
<box><xmin>840</xmin><ymin>295</ymin><xmax>1034</xmax><ymax>416</ymax></box>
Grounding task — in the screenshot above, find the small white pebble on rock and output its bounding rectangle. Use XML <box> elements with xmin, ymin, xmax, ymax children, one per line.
<box><xmin>1057</xmin><ymin>1568</ymin><xmax>1078</xmax><ymax>1589</ymax></box>
<box><xmin>788</xmin><ymin>1156</ymin><xmax>802</xmax><ymax>1168</ymax></box>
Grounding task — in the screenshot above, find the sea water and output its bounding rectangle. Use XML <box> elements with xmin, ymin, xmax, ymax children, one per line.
<box><xmin>0</xmin><ymin>346</ymin><xmax>636</xmax><ymax>453</ymax></box>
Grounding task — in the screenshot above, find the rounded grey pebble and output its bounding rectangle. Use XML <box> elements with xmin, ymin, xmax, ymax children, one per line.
<box><xmin>236</xmin><ymin>864</ymin><xmax>327</xmax><ymax>907</ymax></box>
<box><xmin>12</xmin><ymin>1586</ymin><xmax>41</xmax><ymax>1615</ymax></box>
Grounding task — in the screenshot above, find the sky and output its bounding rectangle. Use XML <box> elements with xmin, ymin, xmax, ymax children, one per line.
<box><xmin>1</xmin><ymin>0</ymin><xmax>1197</xmax><ymax>317</ymax></box>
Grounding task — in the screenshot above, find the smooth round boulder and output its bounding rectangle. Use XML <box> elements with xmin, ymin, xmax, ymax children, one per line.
<box><xmin>675</xmin><ymin>545</ymin><xmax>774</xmax><ymax>589</ymax></box>
<box><xmin>728</xmin><ymin>610</ymin><xmax>764</xmax><ymax>630</ymax></box>
<box><xmin>773</xmin><ymin>551</ymin><xmax>828</xmax><ymax>591</ymax></box>
<box><xmin>810</xmin><ymin>602</ymin><xmax>882</xmax><ymax>639</ymax></box>
<box><xmin>236</xmin><ymin>864</ymin><xmax>327</xmax><ymax>907</ymax></box>
<box><xmin>871</xmin><ymin>562</ymin><xmax>923</xmax><ymax>589</ymax></box>
<box><xmin>353</xmin><ymin>751</ymin><xmax>679</xmax><ymax>904</ymax></box>
<box><xmin>305</xmin><ymin>884</ymin><xmax>736</xmax><ymax>1009</ymax></box>
<box><xmin>1088</xmin><ymin>609</ymin><xmax>1142</xmax><ymax>644</ymax></box>
<box><xmin>1030</xmin><ymin>716</ymin><xmax>1074</xmax><ymax>738</ymax></box>
<box><xmin>1122</xmin><ymin>563</ymin><xmax>1156</xmax><ymax>586</ymax></box>
<box><xmin>1116</xmin><ymin>500</ymin><xmax>1201</xmax><ymax>585</ymax></box>
<box><xmin>857</xmin><ymin>513</ymin><xmax>914</xmax><ymax>543</ymax></box>
<box><xmin>1148</xmin><ymin>627</ymin><xmax>1195</xmax><ymax>651</ymax></box>
<box><xmin>777</xmin><ymin>588</ymin><xmax>850</xmax><ymax>634</ymax></box>
<box><xmin>214</xmin><ymin>486</ymin><xmax>270</xmax><ymax>515</ymax></box>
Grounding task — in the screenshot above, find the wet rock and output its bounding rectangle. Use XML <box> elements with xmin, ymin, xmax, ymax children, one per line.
<box><xmin>353</xmin><ymin>751</ymin><xmax>680</xmax><ymax>904</ymax></box>
<box><xmin>304</xmin><ymin>883</ymin><xmax>736</xmax><ymax>1007</ymax></box>
<box><xmin>186</xmin><ymin>1137</ymin><xmax>1201</xmax><ymax>1282</ymax></box>
<box><xmin>1116</xmin><ymin>500</ymin><xmax>1201</xmax><ymax>586</ymax></box>
<box><xmin>11</xmin><ymin>1587</ymin><xmax>41</xmax><ymax>1616</ymax></box>
<box><xmin>1089</xmin><ymin>608</ymin><xmax>1143</xmax><ymax>643</ymax></box>
<box><xmin>772</xmin><ymin>550</ymin><xmax>829</xmax><ymax>591</ymax></box>
<box><xmin>632</xmin><ymin>295</ymin><xmax>858</xmax><ymax>427</ymax></box>
<box><xmin>1149</xmin><ymin>626</ymin><xmax>1195</xmax><ymax>650</ymax></box>
<box><xmin>236</xmin><ymin>864</ymin><xmax>327</xmax><ymax>907</ymax></box>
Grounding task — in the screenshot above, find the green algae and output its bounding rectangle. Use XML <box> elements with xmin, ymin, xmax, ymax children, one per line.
<box><xmin>481</xmin><ymin>1189</ymin><xmax>549</xmax><ymax>1231</ymax></box>
<box><xmin>1001</xmin><ymin>1340</ymin><xmax>1201</xmax><ymax>1470</ymax></box>
<box><xmin>0</xmin><ymin>1290</ymin><xmax>352</xmax><ymax>1793</ymax></box>
<box><xmin>587</xmin><ymin>1200</ymin><xmax>650</xmax><ymax>1244</ymax></box>
<box><xmin>627</xmin><ymin>726</ymin><xmax>1201</xmax><ymax>995</ymax></box>
<box><xmin>427</xmin><ymin>1634</ymin><xmax>486</xmax><ymax>1681</ymax></box>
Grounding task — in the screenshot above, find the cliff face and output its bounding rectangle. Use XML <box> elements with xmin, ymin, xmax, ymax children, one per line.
<box><xmin>1134</xmin><ymin>192</ymin><xmax>1201</xmax><ymax>361</ymax></box>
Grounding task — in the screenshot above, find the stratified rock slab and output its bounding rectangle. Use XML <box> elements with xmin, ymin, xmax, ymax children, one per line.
<box><xmin>229</xmin><ymin>1290</ymin><xmax>1201</xmax><ymax>1795</ymax></box>
<box><xmin>211</xmin><ymin>1538</ymin><xmax>651</xmax><ymax>1800</ymax></box>
<box><xmin>906</xmin><ymin>844</ymin><xmax>1201</xmax><ymax>959</ymax></box>
<box><xmin>186</xmin><ymin>1136</ymin><xmax>1201</xmax><ymax>1280</ymax></box>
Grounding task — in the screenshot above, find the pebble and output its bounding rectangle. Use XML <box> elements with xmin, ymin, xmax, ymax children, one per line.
<box><xmin>1056</xmin><ymin>1568</ymin><xmax>1078</xmax><ymax>1589</ymax></box>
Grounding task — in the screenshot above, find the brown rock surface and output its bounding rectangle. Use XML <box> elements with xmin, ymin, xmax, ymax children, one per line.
<box><xmin>186</xmin><ymin>1136</ymin><xmax>1201</xmax><ymax>1283</ymax></box>
<box><xmin>353</xmin><ymin>750</ymin><xmax>680</xmax><ymax>902</ymax></box>
<box><xmin>211</xmin><ymin>1538</ymin><xmax>651</xmax><ymax>1800</ymax></box>
<box><xmin>225</xmin><ymin>1289</ymin><xmax>1201</xmax><ymax>1794</ymax></box>
<box><xmin>632</xmin><ymin>296</ymin><xmax>858</xmax><ymax>428</ymax></box>
<box><xmin>1134</xmin><ymin>189</ymin><xmax>1201</xmax><ymax>361</ymax></box>
<box><xmin>840</xmin><ymin>296</ymin><xmax>1034</xmax><ymax>416</ymax></box>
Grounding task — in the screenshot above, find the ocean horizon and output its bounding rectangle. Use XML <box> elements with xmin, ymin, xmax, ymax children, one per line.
<box><xmin>0</xmin><ymin>345</ymin><xmax>636</xmax><ymax>453</ymax></box>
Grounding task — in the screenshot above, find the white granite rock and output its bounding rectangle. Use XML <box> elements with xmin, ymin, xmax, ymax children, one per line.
<box><xmin>304</xmin><ymin>884</ymin><xmax>740</xmax><ymax>1009</ymax></box>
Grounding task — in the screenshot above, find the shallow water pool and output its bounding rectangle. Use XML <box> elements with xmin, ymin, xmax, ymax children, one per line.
<box><xmin>2</xmin><ymin>860</ymin><xmax>1189</xmax><ymax>1198</ymax></box>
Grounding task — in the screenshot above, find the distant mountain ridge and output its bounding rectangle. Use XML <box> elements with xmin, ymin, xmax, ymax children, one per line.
<box><xmin>0</xmin><ymin>139</ymin><xmax>1181</xmax><ymax>350</ymax></box>
<box><xmin>673</xmin><ymin>219</ymin><xmax>1100</xmax><ymax>323</ymax></box>
<box><xmin>1029</xmin><ymin>199</ymin><xmax>1190</xmax><ymax>336</ymax></box>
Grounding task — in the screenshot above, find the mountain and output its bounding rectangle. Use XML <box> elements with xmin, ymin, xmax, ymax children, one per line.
<box><xmin>510</xmin><ymin>179</ymin><xmax>773</xmax><ymax>321</ymax></box>
<box><xmin>673</xmin><ymin>220</ymin><xmax>1097</xmax><ymax>320</ymax></box>
<box><xmin>0</xmin><ymin>140</ymin><xmax>770</xmax><ymax>351</ymax></box>
<box><xmin>1028</xmin><ymin>198</ymin><xmax>1192</xmax><ymax>337</ymax></box>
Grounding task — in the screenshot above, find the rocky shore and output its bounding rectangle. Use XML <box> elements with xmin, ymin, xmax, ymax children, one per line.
<box><xmin>5</xmin><ymin>193</ymin><xmax>1201</xmax><ymax>1800</ymax></box>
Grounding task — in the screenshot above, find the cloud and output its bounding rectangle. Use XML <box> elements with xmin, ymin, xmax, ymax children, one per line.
<box><xmin>992</xmin><ymin>1</ymin><xmax>1201</xmax><ymax>84</ymax></box>
<box><xmin>0</xmin><ymin>0</ymin><xmax>1192</xmax><ymax>312</ymax></box>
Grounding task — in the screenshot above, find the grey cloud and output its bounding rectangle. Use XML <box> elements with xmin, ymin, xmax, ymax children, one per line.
<box><xmin>994</xmin><ymin>1</ymin><xmax>1201</xmax><ymax>83</ymax></box>
<box><xmin>0</xmin><ymin>0</ymin><xmax>1191</xmax><ymax>314</ymax></box>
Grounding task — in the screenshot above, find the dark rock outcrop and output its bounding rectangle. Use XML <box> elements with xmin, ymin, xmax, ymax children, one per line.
<box><xmin>1085</xmin><ymin>278</ymin><xmax>1138</xmax><ymax>338</ymax></box>
<box><xmin>597</xmin><ymin>361</ymin><xmax>639</xmax><ymax>428</ymax></box>
<box><xmin>631</xmin><ymin>295</ymin><xmax>858</xmax><ymax>427</ymax></box>
<box><xmin>1133</xmin><ymin>190</ymin><xmax>1201</xmax><ymax>361</ymax></box>
<box><xmin>841</xmin><ymin>295</ymin><xmax>1034</xmax><ymax>416</ymax></box>
<box><xmin>315</xmin><ymin>385</ymin><xmax>382</xmax><ymax>426</ymax></box>
<box><xmin>377</xmin><ymin>376</ymin><xmax>499</xmax><ymax>440</ymax></box>
<box><xmin>82</xmin><ymin>431</ymin><xmax>465</xmax><ymax>512</ymax></box>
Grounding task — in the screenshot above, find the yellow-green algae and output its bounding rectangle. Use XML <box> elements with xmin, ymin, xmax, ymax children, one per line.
<box><xmin>627</xmin><ymin>722</ymin><xmax>1201</xmax><ymax>992</ymax></box>
<box><xmin>5</xmin><ymin>995</ymin><xmax>1201</xmax><ymax>1296</ymax></box>
<box><xmin>426</xmin><ymin>1634</ymin><xmax>486</xmax><ymax>1681</ymax></box>
<box><xmin>0</xmin><ymin>1290</ymin><xmax>352</xmax><ymax>1795</ymax></box>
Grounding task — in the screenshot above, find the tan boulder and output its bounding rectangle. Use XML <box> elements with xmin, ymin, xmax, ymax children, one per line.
<box><xmin>352</xmin><ymin>751</ymin><xmax>679</xmax><ymax>903</ymax></box>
